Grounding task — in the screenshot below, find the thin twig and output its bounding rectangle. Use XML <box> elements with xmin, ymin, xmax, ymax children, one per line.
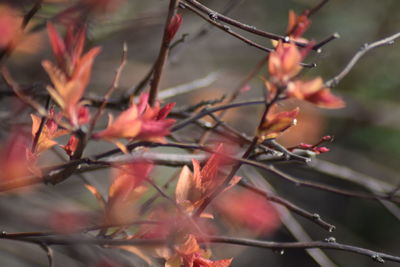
<box><xmin>149</xmin><ymin>0</ymin><xmax>180</xmax><ymax>106</ymax></box>
<box><xmin>308</xmin><ymin>0</ymin><xmax>330</xmax><ymax>17</ymax></box>
<box><xmin>312</xmin><ymin>159</ymin><xmax>400</xmax><ymax>221</ymax></box>
<box><xmin>239</xmin><ymin>179</ymin><xmax>335</xmax><ymax>232</ymax></box>
<box><xmin>197</xmin><ymin>56</ymin><xmax>267</xmax><ymax>146</ymax></box>
<box><xmin>1</xmin><ymin>141</ymin><xmax>399</xmax><ymax>206</ymax></box>
<box><xmin>1</xmin><ymin>67</ymin><xmax>48</xmax><ymax>117</ymax></box>
<box><xmin>325</xmin><ymin>32</ymin><xmax>400</xmax><ymax>88</ymax></box>
<box><xmin>89</xmin><ymin>43</ymin><xmax>128</xmax><ymax>136</ymax></box>
<box><xmin>0</xmin><ymin>0</ymin><xmax>43</xmax><ymax>62</ymax></box>
<box><xmin>243</xmin><ymin>166</ymin><xmax>337</xmax><ymax>267</ymax></box>
<box><xmin>182</xmin><ymin>0</ymin><xmax>308</xmax><ymax>46</ymax></box>
<box><xmin>172</xmin><ymin>99</ymin><xmax>266</xmax><ymax>131</ymax></box>
<box><xmin>38</xmin><ymin>243</ymin><xmax>54</xmax><ymax>267</ymax></box>
<box><xmin>23</xmin><ymin>0</ymin><xmax>44</xmax><ymax>28</ymax></box>
<box><xmin>1</xmin><ymin>68</ymin><xmax>73</xmax><ymax>131</ymax></box>
<box><xmin>182</xmin><ymin>2</ymin><xmax>272</xmax><ymax>53</ymax></box>
<box><xmin>201</xmin><ymin>236</ymin><xmax>400</xmax><ymax>264</ymax></box>
<box><xmin>313</xmin><ymin>33</ymin><xmax>340</xmax><ymax>50</ymax></box>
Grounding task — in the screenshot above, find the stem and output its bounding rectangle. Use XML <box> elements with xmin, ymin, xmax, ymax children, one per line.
<box><xmin>149</xmin><ymin>0</ymin><xmax>180</xmax><ymax>106</ymax></box>
<box><xmin>326</xmin><ymin>32</ymin><xmax>400</xmax><ymax>88</ymax></box>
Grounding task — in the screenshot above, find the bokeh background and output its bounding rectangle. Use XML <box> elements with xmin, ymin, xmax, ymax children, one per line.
<box><xmin>1</xmin><ymin>0</ymin><xmax>400</xmax><ymax>266</ymax></box>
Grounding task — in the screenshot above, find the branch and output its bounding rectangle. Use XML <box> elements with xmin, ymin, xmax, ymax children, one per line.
<box><xmin>182</xmin><ymin>0</ymin><xmax>310</xmax><ymax>48</ymax></box>
<box><xmin>171</xmin><ymin>99</ymin><xmax>265</xmax><ymax>131</ymax></box>
<box><xmin>193</xmin><ymin>137</ymin><xmax>259</xmax><ymax>217</ymax></box>
<box><xmin>149</xmin><ymin>0</ymin><xmax>180</xmax><ymax>106</ymax></box>
<box><xmin>325</xmin><ymin>32</ymin><xmax>400</xmax><ymax>88</ymax></box>
<box><xmin>308</xmin><ymin>0</ymin><xmax>330</xmax><ymax>17</ymax></box>
<box><xmin>38</xmin><ymin>243</ymin><xmax>54</xmax><ymax>267</ymax></box>
<box><xmin>23</xmin><ymin>0</ymin><xmax>43</xmax><ymax>28</ymax></box>
<box><xmin>3</xmin><ymin>233</ymin><xmax>400</xmax><ymax>264</ymax></box>
<box><xmin>202</xmin><ymin>236</ymin><xmax>400</xmax><ymax>264</ymax></box>
<box><xmin>239</xmin><ymin>179</ymin><xmax>335</xmax><ymax>232</ymax></box>
<box><xmin>312</xmin><ymin>159</ymin><xmax>400</xmax><ymax>221</ymax></box>
<box><xmin>312</xmin><ymin>33</ymin><xmax>340</xmax><ymax>50</ymax></box>
<box><xmin>89</xmin><ymin>43</ymin><xmax>128</xmax><ymax>136</ymax></box>
<box><xmin>242</xmin><ymin>166</ymin><xmax>337</xmax><ymax>267</ymax></box>
<box><xmin>182</xmin><ymin>2</ymin><xmax>272</xmax><ymax>53</ymax></box>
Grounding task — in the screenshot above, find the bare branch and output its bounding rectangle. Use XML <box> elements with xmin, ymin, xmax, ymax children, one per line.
<box><xmin>182</xmin><ymin>0</ymin><xmax>308</xmax><ymax>47</ymax></box>
<box><xmin>182</xmin><ymin>1</ymin><xmax>272</xmax><ymax>53</ymax></box>
<box><xmin>2</xmin><ymin>233</ymin><xmax>400</xmax><ymax>264</ymax></box>
<box><xmin>38</xmin><ymin>243</ymin><xmax>54</xmax><ymax>267</ymax></box>
<box><xmin>239</xmin><ymin>179</ymin><xmax>335</xmax><ymax>232</ymax></box>
<box><xmin>89</xmin><ymin>43</ymin><xmax>128</xmax><ymax>136</ymax></box>
<box><xmin>202</xmin><ymin>236</ymin><xmax>400</xmax><ymax>264</ymax></box>
<box><xmin>326</xmin><ymin>32</ymin><xmax>400</xmax><ymax>88</ymax></box>
<box><xmin>149</xmin><ymin>0</ymin><xmax>180</xmax><ymax>106</ymax></box>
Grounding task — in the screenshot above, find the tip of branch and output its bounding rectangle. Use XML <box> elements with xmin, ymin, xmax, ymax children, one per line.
<box><xmin>333</xmin><ymin>32</ymin><xmax>340</xmax><ymax>39</ymax></box>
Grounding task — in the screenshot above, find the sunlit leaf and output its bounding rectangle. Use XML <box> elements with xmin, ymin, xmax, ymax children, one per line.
<box><xmin>257</xmin><ymin>107</ymin><xmax>299</xmax><ymax>141</ymax></box>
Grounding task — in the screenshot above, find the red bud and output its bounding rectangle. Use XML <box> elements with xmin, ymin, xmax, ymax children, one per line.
<box><xmin>166</xmin><ymin>13</ymin><xmax>183</xmax><ymax>42</ymax></box>
<box><xmin>298</xmin><ymin>143</ymin><xmax>313</xmax><ymax>149</ymax></box>
<box><xmin>322</xmin><ymin>135</ymin><xmax>333</xmax><ymax>142</ymax></box>
<box><xmin>314</xmin><ymin>147</ymin><xmax>330</xmax><ymax>154</ymax></box>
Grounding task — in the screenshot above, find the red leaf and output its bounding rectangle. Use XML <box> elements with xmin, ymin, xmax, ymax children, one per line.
<box><xmin>47</xmin><ymin>23</ymin><xmax>67</xmax><ymax>70</ymax></box>
<box><xmin>215</xmin><ymin>189</ymin><xmax>281</xmax><ymax>234</ymax></box>
<box><xmin>94</xmin><ymin>94</ymin><xmax>175</xmax><ymax>151</ymax></box>
<box><xmin>287</xmin><ymin>77</ymin><xmax>345</xmax><ymax>109</ymax></box>
<box><xmin>62</xmin><ymin>135</ymin><xmax>79</xmax><ymax>156</ymax></box>
<box><xmin>257</xmin><ymin>107</ymin><xmax>299</xmax><ymax>141</ymax></box>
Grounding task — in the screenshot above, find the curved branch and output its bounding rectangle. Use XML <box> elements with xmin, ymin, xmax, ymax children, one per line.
<box><xmin>326</xmin><ymin>32</ymin><xmax>400</xmax><ymax>88</ymax></box>
<box><xmin>202</xmin><ymin>236</ymin><xmax>400</xmax><ymax>264</ymax></box>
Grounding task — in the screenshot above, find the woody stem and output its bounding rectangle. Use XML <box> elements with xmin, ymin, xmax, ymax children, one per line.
<box><xmin>148</xmin><ymin>0</ymin><xmax>180</xmax><ymax>106</ymax></box>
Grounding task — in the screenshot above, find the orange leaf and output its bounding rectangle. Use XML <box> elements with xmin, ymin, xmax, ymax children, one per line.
<box><xmin>44</xmin><ymin>23</ymin><xmax>100</xmax><ymax>126</ymax></box>
<box><xmin>306</xmin><ymin>88</ymin><xmax>346</xmax><ymax>109</ymax></box>
<box><xmin>106</xmin><ymin>162</ymin><xmax>153</xmax><ymax>224</ymax></box>
<box><xmin>175</xmin><ymin>145</ymin><xmax>238</xmax><ymax>215</ymax></box>
<box><xmin>31</xmin><ymin>110</ymin><xmax>67</xmax><ymax>154</ymax></box>
<box><xmin>84</xmin><ymin>183</ymin><xmax>106</xmax><ymax>211</ymax></box>
<box><xmin>175</xmin><ymin>165</ymin><xmax>195</xmax><ymax>207</ymax></box>
<box><xmin>94</xmin><ymin>105</ymin><xmax>142</xmax><ymax>141</ymax></box>
<box><xmin>94</xmin><ymin>93</ymin><xmax>175</xmax><ymax>152</ymax></box>
<box><xmin>176</xmin><ymin>234</ymin><xmax>200</xmax><ymax>255</ymax></box>
<box><xmin>268</xmin><ymin>41</ymin><xmax>302</xmax><ymax>84</ymax></box>
<box><xmin>257</xmin><ymin>107</ymin><xmax>299</xmax><ymax>141</ymax></box>
<box><xmin>287</xmin><ymin>77</ymin><xmax>345</xmax><ymax>109</ymax></box>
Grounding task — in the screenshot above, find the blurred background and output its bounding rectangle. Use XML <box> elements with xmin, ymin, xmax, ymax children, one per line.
<box><xmin>0</xmin><ymin>0</ymin><xmax>400</xmax><ymax>266</ymax></box>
